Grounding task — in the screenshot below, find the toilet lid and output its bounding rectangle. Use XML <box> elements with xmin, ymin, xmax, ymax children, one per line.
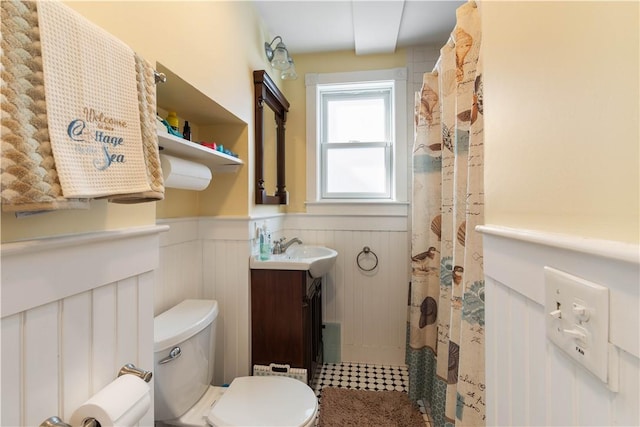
<box><xmin>207</xmin><ymin>376</ymin><xmax>317</xmax><ymax>427</ymax></box>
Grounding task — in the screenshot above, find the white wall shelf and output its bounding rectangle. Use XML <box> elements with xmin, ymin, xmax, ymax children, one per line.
<box><xmin>155</xmin><ymin>62</ymin><xmax>245</xmax><ymax>174</ymax></box>
<box><xmin>157</xmin><ymin>131</ymin><xmax>243</xmax><ymax>173</ymax></box>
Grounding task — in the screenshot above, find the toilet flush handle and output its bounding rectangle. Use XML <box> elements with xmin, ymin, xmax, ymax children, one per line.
<box><xmin>159</xmin><ymin>346</ymin><xmax>182</xmax><ymax>364</ymax></box>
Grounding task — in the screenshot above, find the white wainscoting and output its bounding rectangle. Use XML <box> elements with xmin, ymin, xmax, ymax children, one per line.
<box><xmin>156</xmin><ymin>213</ymin><xmax>410</xmax><ymax>384</ymax></box>
<box><xmin>284</xmin><ymin>214</ymin><xmax>410</xmax><ymax>366</ymax></box>
<box><xmin>157</xmin><ymin>217</ymin><xmax>254</xmax><ymax>386</ymax></box>
<box><xmin>155</xmin><ymin>218</ymin><xmax>204</xmax><ymax>316</ymax></box>
<box><xmin>480</xmin><ymin>225</ymin><xmax>639</xmax><ymax>427</ymax></box>
<box><xmin>1</xmin><ymin>225</ymin><xmax>166</xmax><ymax>427</ymax></box>
<box><xmin>200</xmin><ymin>217</ymin><xmax>254</xmax><ymax>385</ymax></box>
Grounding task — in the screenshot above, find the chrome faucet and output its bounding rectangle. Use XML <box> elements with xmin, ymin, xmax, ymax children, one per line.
<box><xmin>272</xmin><ymin>237</ymin><xmax>303</xmax><ymax>254</ymax></box>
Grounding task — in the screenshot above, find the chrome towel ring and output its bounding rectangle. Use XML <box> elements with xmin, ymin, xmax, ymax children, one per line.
<box><xmin>356</xmin><ymin>246</ymin><xmax>378</xmax><ymax>271</ymax></box>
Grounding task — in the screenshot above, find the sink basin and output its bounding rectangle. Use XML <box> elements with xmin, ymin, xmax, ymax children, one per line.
<box><xmin>250</xmin><ymin>245</ymin><xmax>338</xmax><ymax>278</ymax></box>
<box><xmin>286</xmin><ymin>245</ymin><xmax>334</xmax><ymax>259</ymax></box>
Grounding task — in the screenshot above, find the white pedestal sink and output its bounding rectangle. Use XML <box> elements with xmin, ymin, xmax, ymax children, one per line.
<box><xmin>250</xmin><ymin>245</ymin><xmax>338</xmax><ymax>278</ymax></box>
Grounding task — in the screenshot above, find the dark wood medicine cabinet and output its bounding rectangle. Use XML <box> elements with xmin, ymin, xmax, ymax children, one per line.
<box><xmin>253</xmin><ymin>70</ymin><xmax>290</xmax><ymax>205</ymax></box>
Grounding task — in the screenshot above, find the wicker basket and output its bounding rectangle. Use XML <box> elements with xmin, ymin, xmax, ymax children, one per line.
<box><xmin>253</xmin><ymin>363</ymin><xmax>307</xmax><ymax>383</ymax></box>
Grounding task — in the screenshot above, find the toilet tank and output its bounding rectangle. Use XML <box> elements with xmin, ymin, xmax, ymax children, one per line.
<box><xmin>154</xmin><ymin>299</ymin><xmax>219</xmax><ymax>422</ymax></box>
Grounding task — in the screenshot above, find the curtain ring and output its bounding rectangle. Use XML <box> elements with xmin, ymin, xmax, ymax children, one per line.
<box><xmin>356</xmin><ymin>246</ymin><xmax>378</xmax><ymax>271</ymax></box>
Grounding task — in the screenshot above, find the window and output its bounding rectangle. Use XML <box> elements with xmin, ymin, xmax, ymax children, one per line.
<box><xmin>306</xmin><ymin>68</ymin><xmax>408</xmax><ymax>213</ymax></box>
<box><xmin>320</xmin><ymin>83</ymin><xmax>392</xmax><ymax>198</ymax></box>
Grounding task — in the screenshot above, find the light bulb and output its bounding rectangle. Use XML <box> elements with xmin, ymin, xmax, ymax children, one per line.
<box><xmin>281</xmin><ymin>60</ymin><xmax>297</xmax><ymax>80</ymax></box>
<box><xmin>270</xmin><ymin>43</ymin><xmax>291</xmax><ymax>71</ymax></box>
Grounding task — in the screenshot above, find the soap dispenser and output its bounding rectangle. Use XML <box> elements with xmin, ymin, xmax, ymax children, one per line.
<box><xmin>259</xmin><ymin>223</ymin><xmax>271</xmax><ymax>260</ymax></box>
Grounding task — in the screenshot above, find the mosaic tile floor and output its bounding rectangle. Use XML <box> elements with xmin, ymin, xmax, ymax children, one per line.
<box><xmin>312</xmin><ymin>362</ymin><xmax>409</xmax><ymax>394</ymax></box>
<box><xmin>311</xmin><ymin>362</ymin><xmax>431</xmax><ymax>426</ymax></box>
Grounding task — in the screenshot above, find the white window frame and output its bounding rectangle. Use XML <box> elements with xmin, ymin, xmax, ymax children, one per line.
<box><xmin>305</xmin><ymin>68</ymin><xmax>408</xmax><ymax>215</ymax></box>
<box><xmin>320</xmin><ymin>84</ymin><xmax>392</xmax><ymax>199</ymax></box>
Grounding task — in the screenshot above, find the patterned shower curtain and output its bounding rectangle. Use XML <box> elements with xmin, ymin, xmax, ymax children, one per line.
<box><xmin>407</xmin><ymin>2</ymin><xmax>485</xmax><ymax>426</ymax></box>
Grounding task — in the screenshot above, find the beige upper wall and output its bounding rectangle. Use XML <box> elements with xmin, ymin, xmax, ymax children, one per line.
<box><xmin>2</xmin><ymin>1</ymin><xmax>275</xmax><ymax>243</ymax></box>
<box><xmin>65</xmin><ymin>1</ymin><xmax>266</xmax><ymax>125</ymax></box>
<box><xmin>0</xmin><ymin>3</ymin><xmax>409</xmax><ymax>242</ymax></box>
<box><xmin>481</xmin><ymin>1</ymin><xmax>639</xmax><ymax>243</ymax></box>
<box><xmin>67</xmin><ymin>0</ymin><xmax>272</xmax><ymax>219</ymax></box>
<box><xmin>6</xmin><ymin>1</ymin><xmax>636</xmax><ymax>245</ymax></box>
<box><xmin>282</xmin><ymin>50</ymin><xmax>408</xmax><ymax>213</ymax></box>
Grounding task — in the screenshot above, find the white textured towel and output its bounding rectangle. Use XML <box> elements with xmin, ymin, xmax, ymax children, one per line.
<box><xmin>37</xmin><ymin>1</ymin><xmax>151</xmax><ymax>198</ymax></box>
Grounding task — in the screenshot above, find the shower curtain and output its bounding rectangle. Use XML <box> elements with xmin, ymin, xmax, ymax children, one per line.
<box><xmin>407</xmin><ymin>2</ymin><xmax>485</xmax><ymax>426</ymax></box>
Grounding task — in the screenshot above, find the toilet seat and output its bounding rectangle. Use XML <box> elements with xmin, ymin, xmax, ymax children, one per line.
<box><xmin>207</xmin><ymin>376</ymin><xmax>318</xmax><ymax>427</ymax></box>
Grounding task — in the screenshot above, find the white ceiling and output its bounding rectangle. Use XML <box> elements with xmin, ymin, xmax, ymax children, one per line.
<box><xmin>253</xmin><ymin>0</ymin><xmax>464</xmax><ymax>55</ymax></box>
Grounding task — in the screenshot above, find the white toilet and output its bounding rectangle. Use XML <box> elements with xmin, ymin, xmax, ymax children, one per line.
<box><xmin>154</xmin><ymin>299</ymin><xmax>318</xmax><ymax>427</ymax></box>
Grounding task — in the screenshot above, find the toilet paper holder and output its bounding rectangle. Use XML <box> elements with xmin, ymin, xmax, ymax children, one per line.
<box><xmin>39</xmin><ymin>363</ymin><xmax>152</xmax><ymax>427</ymax></box>
<box><xmin>40</xmin><ymin>416</ymin><xmax>71</xmax><ymax>427</ymax></box>
<box><xmin>118</xmin><ymin>363</ymin><xmax>153</xmax><ymax>383</ymax></box>
<box><xmin>41</xmin><ymin>415</ymin><xmax>98</xmax><ymax>427</ymax></box>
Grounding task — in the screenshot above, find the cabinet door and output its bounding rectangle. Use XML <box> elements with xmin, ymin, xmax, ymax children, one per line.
<box><xmin>309</xmin><ymin>278</ymin><xmax>323</xmax><ymax>380</ymax></box>
<box><xmin>251</xmin><ymin>270</ymin><xmax>307</xmax><ymax>368</ymax></box>
<box><xmin>302</xmin><ymin>286</ymin><xmax>312</xmax><ymax>381</ymax></box>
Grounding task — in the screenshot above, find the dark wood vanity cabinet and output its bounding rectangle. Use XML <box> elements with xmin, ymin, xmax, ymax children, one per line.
<box><xmin>251</xmin><ymin>269</ymin><xmax>323</xmax><ymax>385</ymax></box>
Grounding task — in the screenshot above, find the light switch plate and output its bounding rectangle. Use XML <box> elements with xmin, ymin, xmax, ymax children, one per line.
<box><xmin>544</xmin><ymin>266</ymin><xmax>609</xmax><ymax>383</ymax></box>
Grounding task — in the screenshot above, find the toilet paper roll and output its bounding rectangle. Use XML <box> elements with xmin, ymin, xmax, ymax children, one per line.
<box><xmin>160</xmin><ymin>154</ymin><xmax>212</xmax><ymax>191</ymax></box>
<box><xmin>69</xmin><ymin>374</ymin><xmax>151</xmax><ymax>427</ymax></box>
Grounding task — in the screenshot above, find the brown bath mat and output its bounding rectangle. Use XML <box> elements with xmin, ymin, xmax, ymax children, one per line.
<box><xmin>318</xmin><ymin>387</ymin><xmax>425</xmax><ymax>426</ymax></box>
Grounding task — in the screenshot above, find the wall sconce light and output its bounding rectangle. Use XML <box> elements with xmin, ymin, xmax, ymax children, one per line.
<box><xmin>281</xmin><ymin>58</ymin><xmax>297</xmax><ymax>80</ymax></box>
<box><xmin>265</xmin><ymin>36</ymin><xmax>297</xmax><ymax>80</ymax></box>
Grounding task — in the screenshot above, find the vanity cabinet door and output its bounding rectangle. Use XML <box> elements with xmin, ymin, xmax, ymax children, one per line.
<box><xmin>250</xmin><ymin>270</ymin><xmax>323</xmax><ymax>385</ymax></box>
<box><xmin>308</xmin><ymin>277</ymin><xmax>323</xmax><ymax>380</ymax></box>
<box><xmin>302</xmin><ymin>283</ymin><xmax>312</xmax><ymax>382</ymax></box>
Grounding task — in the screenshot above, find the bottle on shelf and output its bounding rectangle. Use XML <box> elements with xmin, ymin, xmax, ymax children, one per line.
<box><xmin>166</xmin><ymin>111</ymin><xmax>179</xmax><ymax>131</ymax></box>
<box><xmin>182</xmin><ymin>121</ymin><xmax>191</xmax><ymax>141</ymax></box>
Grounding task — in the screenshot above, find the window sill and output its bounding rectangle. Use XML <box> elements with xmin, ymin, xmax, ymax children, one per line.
<box><xmin>305</xmin><ymin>200</ymin><xmax>409</xmax><ymax>216</ymax></box>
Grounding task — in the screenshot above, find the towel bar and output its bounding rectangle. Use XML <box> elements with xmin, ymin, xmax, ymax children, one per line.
<box><xmin>154</xmin><ymin>70</ymin><xmax>166</xmax><ymax>84</ymax></box>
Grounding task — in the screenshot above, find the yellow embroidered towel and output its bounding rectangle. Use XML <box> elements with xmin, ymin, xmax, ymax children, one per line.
<box><xmin>37</xmin><ymin>0</ymin><xmax>151</xmax><ymax>199</ymax></box>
